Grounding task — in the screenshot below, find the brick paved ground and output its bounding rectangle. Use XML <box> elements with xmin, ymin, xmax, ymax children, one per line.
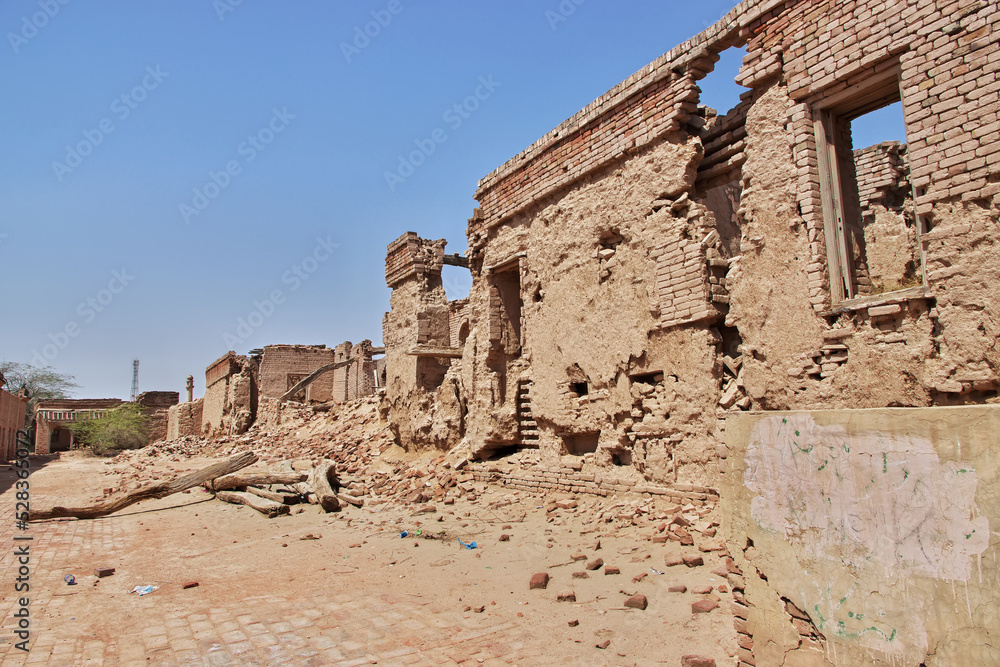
<box><xmin>0</xmin><ymin>508</ymin><xmax>530</xmax><ymax>666</ymax></box>
<box><xmin>0</xmin><ymin>455</ymin><xmax>737</xmax><ymax>666</ymax></box>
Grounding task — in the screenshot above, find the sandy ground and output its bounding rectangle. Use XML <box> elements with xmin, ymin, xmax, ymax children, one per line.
<box><xmin>1</xmin><ymin>450</ymin><xmax>739</xmax><ymax>665</ymax></box>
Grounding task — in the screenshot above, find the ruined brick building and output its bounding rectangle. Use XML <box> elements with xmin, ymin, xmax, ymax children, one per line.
<box><xmin>168</xmin><ymin>342</ymin><xmax>381</xmax><ymax>439</ymax></box>
<box><xmin>383</xmin><ymin>0</ymin><xmax>1000</xmax><ymax>663</ymax></box>
<box><xmin>32</xmin><ymin>398</ymin><xmax>124</xmax><ymax>455</ymax></box>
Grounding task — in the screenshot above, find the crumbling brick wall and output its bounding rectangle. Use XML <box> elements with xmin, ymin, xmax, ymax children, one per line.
<box><xmin>135</xmin><ymin>391</ymin><xmax>179</xmax><ymax>444</ymax></box>
<box><xmin>331</xmin><ymin>340</ymin><xmax>378</xmax><ymax>403</ymax></box>
<box><xmin>166</xmin><ymin>397</ymin><xmax>203</xmax><ymax>440</ymax></box>
<box><xmin>201</xmin><ymin>352</ymin><xmax>256</xmax><ymax>438</ymax></box>
<box><xmin>258</xmin><ymin>344</ymin><xmax>335</xmax><ymax>402</ymax></box>
<box><xmin>382</xmin><ymin>233</ymin><xmax>466</xmax><ymax>451</ymax></box>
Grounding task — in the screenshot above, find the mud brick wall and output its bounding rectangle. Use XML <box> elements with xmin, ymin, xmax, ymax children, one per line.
<box><xmin>383</xmin><ymin>233</ymin><xmax>466</xmax><ymax>451</ymax></box>
<box><xmin>258</xmin><ymin>345</ymin><xmax>335</xmax><ymax>402</ymax></box>
<box><xmin>166</xmin><ymin>398</ymin><xmax>203</xmax><ymax>440</ymax></box>
<box><xmin>854</xmin><ymin>142</ymin><xmax>908</xmax><ymax>213</ymax></box>
<box><xmin>202</xmin><ymin>352</ymin><xmax>256</xmax><ymax>438</ymax></box>
<box><xmin>136</xmin><ymin>391</ymin><xmax>179</xmax><ymax>444</ymax></box>
<box><xmin>738</xmin><ymin>0</ymin><xmax>1000</xmax><ymax>209</ymax></box>
<box><xmin>448</xmin><ymin>298</ymin><xmax>470</xmax><ymax>348</ymax></box>
<box><xmin>385</xmin><ymin>232</ymin><xmax>446</xmax><ymax>289</ymax></box>
<box><xmin>0</xmin><ymin>388</ymin><xmax>27</xmax><ymax>460</ymax></box>
<box><xmin>332</xmin><ymin>341</ymin><xmax>377</xmax><ymax>403</ymax></box>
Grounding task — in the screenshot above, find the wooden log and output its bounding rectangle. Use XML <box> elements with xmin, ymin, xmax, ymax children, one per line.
<box><xmin>215</xmin><ymin>490</ymin><xmax>290</xmax><ymax>518</ymax></box>
<box><xmin>30</xmin><ymin>452</ymin><xmax>259</xmax><ymax>521</ymax></box>
<box><xmin>292</xmin><ymin>482</ymin><xmax>318</xmax><ymax>504</ymax></box>
<box><xmin>209</xmin><ymin>471</ymin><xmax>307</xmax><ymax>492</ymax></box>
<box><xmin>338</xmin><ymin>493</ymin><xmax>364</xmax><ymax>508</ymax></box>
<box><xmin>310</xmin><ymin>460</ymin><xmax>340</xmax><ymax>512</ymax></box>
<box><xmin>246</xmin><ymin>486</ymin><xmax>299</xmax><ymax>505</ymax></box>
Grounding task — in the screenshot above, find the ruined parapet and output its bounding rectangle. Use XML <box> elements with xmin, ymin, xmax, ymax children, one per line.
<box><xmin>383</xmin><ymin>233</ymin><xmax>466</xmax><ymax>451</ymax></box>
<box><xmin>166</xmin><ymin>398</ymin><xmax>203</xmax><ymax>440</ymax></box>
<box><xmin>202</xmin><ymin>352</ymin><xmax>257</xmax><ymax>438</ymax></box>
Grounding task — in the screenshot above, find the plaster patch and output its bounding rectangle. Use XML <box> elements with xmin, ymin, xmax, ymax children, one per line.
<box><xmin>745</xmin><ymin>414</ymin><xmax>989</xmax><ymax>581</ymax></box>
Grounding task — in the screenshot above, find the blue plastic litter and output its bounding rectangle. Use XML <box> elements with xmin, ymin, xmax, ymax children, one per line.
<box><xmin>400</xmin><ymin>530</ymin><xmax>408</xmax><ymax>538</ymax></box>
<box><xmin>458</xmin><ymin>538</ymin><xmax>477</xmax><ymax>550</ymax></box>
<box><xmin>64</xmin><ymin>574</ymin><xmax>75</xmax><ymax>585</ymax></box>
<box><xmin>130</xmin><ymin>585</ymin><xmax>159</xmax><ymax>596</ymax></box>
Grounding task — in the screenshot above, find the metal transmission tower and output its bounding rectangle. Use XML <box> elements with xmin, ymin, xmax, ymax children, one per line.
<box><xmin>130</xmin><ymin>360</ymin><xmax>139</xmax><ymax>401</ymax></box>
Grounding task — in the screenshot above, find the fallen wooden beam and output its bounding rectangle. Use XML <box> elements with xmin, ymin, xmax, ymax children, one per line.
<box><xmin>209</xmin><ymin>470</ymin><xmax>307</xmax><ymax>492</ymax></box>
<box><xmin>338</xmin><ymin>493</ymin><xmax>364</xmax><ymax>508</ymax></box>
<box><xmin>215</xmin><ymin>490</ymin><xmax>290</xmax><ymax>518</ymax></box>
<box><xmin>30</xmin><ymin>452</ymin><xmax>258</xmax><ymax>521</ymax></box>
<box><xmin>310</xmin><ymin>460</ymin><xmax>340</xmax><ymax>512</ymax></box>
<box><xmin>247</xmin><ymin>486</ymin><xmax>299</xmax><ymax>505</ymax></box>
<box><xmin>279</xmin><ymin>360</ymin><xmax>351</xmax><ymax>403</ymax></box>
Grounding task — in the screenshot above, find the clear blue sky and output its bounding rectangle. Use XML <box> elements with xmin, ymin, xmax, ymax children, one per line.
<box><xmin>0</xmin><ymin>1</ymin><xmax>903</xmax><ymax>400</ymax></box>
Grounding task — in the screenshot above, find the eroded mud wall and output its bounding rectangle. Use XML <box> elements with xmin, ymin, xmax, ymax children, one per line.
<box><xmin>383</xmin><ymin>233</ymin><xmax>466</xmax><ymax>451</ymax></box>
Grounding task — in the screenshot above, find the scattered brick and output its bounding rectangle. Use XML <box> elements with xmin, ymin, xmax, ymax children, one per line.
<box><xmin>624</xmin><ymin>594</ymin><xmax>648</xmax><ymax>610</ymax></box>
<box><xmin>692</xmin><ymin>599</ymin><xmax>719</xmax><ymax>614</ymax></box>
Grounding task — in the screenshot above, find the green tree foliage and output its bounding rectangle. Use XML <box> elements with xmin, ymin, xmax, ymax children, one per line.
<box><xmin>0</xmin><ymin>361</ymin><xmax>79</xmax><ymax>406</ymax></box>
<box><xmin>0</xmin><ymin>361</ymin><xmax>79</xmax><ymax>430</ymax></box>
<box><xmin>71</xmin><ymin>403</ymin><xmax>150</xmax><ymax>456</ymax></box>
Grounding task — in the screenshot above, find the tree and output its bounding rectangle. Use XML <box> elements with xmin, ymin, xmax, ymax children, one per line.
<box><xmin>0</xmin><ymin>361</ymin><xmax>79</xmax><ymax>406</ymax></box>
<box><xmin>0</xmin><ymin>361</ymin><xmax>79</xmax><ymax>430</ymax></box>
<box><xmin>70</xmin><ymin>403</ymin><xmax>150</xmax><ymax>456</ymax></box>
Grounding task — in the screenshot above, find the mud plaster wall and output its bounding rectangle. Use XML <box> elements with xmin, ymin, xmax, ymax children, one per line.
<box><xmin>463</xmin><ymin>137</ymin><xmax>726</xmax><ymax>486</ymax></box>
<box><xmin>722</xmin><ymin>407</ymin><xmax>1000</xmax><ymax>666</ymax></box>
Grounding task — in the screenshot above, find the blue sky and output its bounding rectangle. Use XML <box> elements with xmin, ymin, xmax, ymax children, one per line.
<box><xmin>0</xmin><ymin>1</ymin><xmax>904</xmax><ymax>400</ymax></box>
